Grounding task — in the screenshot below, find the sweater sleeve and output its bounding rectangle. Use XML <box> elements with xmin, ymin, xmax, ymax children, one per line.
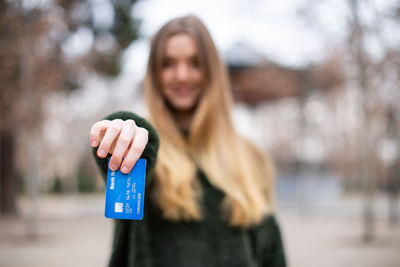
<box><xmin>249</xmin><ymin>215</ymin><xmax>287</xmax><ymax>267</ymax></box>
<box><xmin>91</xmin><ymin>110</ymin><xmax>160</xmax><ymax>186</ymax></box>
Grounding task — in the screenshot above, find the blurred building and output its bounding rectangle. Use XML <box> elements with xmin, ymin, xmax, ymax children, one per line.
<box><xmin>225</xmin><ymin>42</ymin><xmax>393</xmax><ymax>193</ymax></box>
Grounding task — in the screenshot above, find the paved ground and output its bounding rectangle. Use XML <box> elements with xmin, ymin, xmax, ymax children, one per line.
<box><xmin>280</xmin><ymin>213</ymin><xmax>400</xmax><ymax>267</ymax></box>
<box><xmin>0</xmin><ymin>194</ymin><xmax>399</xmax><ymax>267</ymax></box>
<box><xmin>0</xmin><ymin>195</ymin><xmax>112</xmax><ymax>267</ymax></box>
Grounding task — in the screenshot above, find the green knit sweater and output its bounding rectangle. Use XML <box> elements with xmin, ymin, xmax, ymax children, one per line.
<box><xmin>92</xmin><ymin>111</ymin><xmax>287</xmax><ymax>267</ymax></box>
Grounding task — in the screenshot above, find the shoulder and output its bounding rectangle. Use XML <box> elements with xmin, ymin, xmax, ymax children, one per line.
<box><xmin>248</xmin><ymin>214</ymin><xmax>283</xmax><ymax>239</ymax></box>
<box><xmin>249</xmin><ymin>214</ymin><xmax>284</xmax><ymax>246</ymax></box>
<box><xmin>257</xmin><ymin>214</ymin><xmax>281</xmax><ymax>230</ymax></box>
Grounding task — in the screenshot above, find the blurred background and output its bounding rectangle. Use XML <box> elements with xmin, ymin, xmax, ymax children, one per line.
<box><xmin>1</xmin><ymin>0</ymin><xmax>400</xmax><ymax>266</ymax></box>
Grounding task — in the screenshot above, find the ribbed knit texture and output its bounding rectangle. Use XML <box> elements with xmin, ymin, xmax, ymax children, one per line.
<box><xmin>92</xmin><ymin>111</ymin><xmax>287</xmax><ymax>267</ymax></box>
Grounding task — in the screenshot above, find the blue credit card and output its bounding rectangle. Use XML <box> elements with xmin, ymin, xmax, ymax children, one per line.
<box><xmin>105</xmin><ymin>159</ymin><xmax>147</xmax><ymax>220</ymax></box>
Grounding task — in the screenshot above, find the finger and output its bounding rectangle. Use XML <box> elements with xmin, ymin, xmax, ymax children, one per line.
<box><xmin>97</xmin><ymin>119</ymin><xmax>123</xmax><ymax>158</ymax></box>
<box><xmin>109</xmin><ymin>120</ymin><xmax>137</xmax><ymax>171</ymax></box>
<box><xmin>120</xmin><ymin>127</ymin><xmax>149</xmax><ymax>174</ymax></box>
<box><xmin>90</xmin><ymin>120</ymin><xmax>110</xmax><ymax>147</ymax></box>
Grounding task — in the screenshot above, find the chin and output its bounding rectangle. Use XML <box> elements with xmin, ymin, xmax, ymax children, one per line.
<box><xmin>174</xmin><ymin>102</ymin><xmax>196</xmax><ymax>111</ymax></box>
<box><xmin>170</xmin><ymin>98</ymin><xmax>198</xmax><ymax>112</ymax></box>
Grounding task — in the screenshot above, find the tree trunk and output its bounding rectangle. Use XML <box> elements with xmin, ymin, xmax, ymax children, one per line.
<box><xmin>0</xmin><ymin>128</ymin><xmax>17</xmax><ymax>215</ymax></box>
<box><xmin>348</xmin><ymin>0</ymin><xmax>376</xmax><ymax>242</ymax></box>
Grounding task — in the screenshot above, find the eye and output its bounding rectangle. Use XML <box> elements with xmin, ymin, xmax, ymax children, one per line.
<box><xmin>191</xmin><ymin>59</ymin><xmax>200</xmax><ymax>68</ymax></box>
<box><xmin>162</xmin><ymin>60</ymin><xmax>173</xmax><ymax>68</ymax></box>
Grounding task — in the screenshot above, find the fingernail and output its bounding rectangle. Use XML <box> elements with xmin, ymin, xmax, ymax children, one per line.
<box><xmin>110</xmin><ymin>164</ymin><xmax>117</xmax><ymax>170</ymax></box>
<box><xmin>91</xmin><ymin>140</ymin><xmax>97</xmax><ymax>146</ymax></box>
<box><xmin>99</xmin><ymin>149</ymin><xmax>106</xmax><ymax>157</ymax></box>
<box><xmin>122</xmin><ymin>166</ymin><xmax>128</xmax><ymax>173</ymax></box>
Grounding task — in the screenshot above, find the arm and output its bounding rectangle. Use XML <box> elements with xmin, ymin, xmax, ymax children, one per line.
<box><xmin>90</xmin><ymin>111</ymin><xmax>158</xmax><ymax>267</ymax></box>
<box><xmin>249</xmin><ymin>215</ymin><xmax>287</xmax><ymax>267</ymax></box>
<box><xmin>91</xmin><ymin>110</ymin><xmax>160</xmax><ymax>185</ymax></box>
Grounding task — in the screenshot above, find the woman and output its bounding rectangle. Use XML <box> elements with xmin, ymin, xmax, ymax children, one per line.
<box><xmin>90</xmin><ymin>15</ymin><xmax>286</xmax><ymax>267</ymax></box>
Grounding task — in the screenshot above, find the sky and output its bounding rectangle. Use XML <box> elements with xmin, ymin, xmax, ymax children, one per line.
<box><xmin>129</xmin><ymin>0</ymin><xmax>345</xmax><ymax>68</ymax></box>
<box><xmin>121</xmin><ymin>0</ymin><xmax>335</xmax><ymax>79</ymax></box>
<box><xmin>119</xmin><ymin>0</ymin><xmax>398</xmax><ymax>76</ymax></box>
<box><xmin>55</xmin><ymin>0</ymin><xmax>400</xmax><ymax>79</ymax></box>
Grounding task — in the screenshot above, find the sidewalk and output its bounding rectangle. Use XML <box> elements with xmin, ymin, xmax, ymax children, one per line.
<box><xmin>0</xmin><ymin>195</ymin><xmax>112</xmax><ymax>267</ymax></box>
<box><xmin>280</xmin><ymin>213</ymin><xmax>400</xmax><ymax>267</ymax></box>
<box><xmin>0</xmin><ymin>194</ymin><xmax>399</xmax><ymax>267</ymax></box>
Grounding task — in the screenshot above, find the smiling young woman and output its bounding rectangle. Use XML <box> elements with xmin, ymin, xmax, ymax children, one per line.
<box><xmin>90</xmin><ymin>15</ymin><xmax>286</xmax><ymax>267</ymax></box>
<box><xmin>160</xmin><ymin>34</ymin><xmax>204</xmax><ymax>115</ymax></box>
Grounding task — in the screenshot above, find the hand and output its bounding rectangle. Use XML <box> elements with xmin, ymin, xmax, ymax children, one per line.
<box><xmin>90</xmin><ymin>119</ymin><xmax>149</xmax><ymax>174</ymax></box>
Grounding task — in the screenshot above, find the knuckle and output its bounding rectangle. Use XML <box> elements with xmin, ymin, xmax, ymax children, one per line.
<box><xmin>138</xmin><ymin>127</ymin><xmax>149</xmax><ymax>137</ymax></box>
<box><xmin>118</xmin><ymin>136</ymin><xmax>131</xmax><ymax>146</ymax></box>
<box><xmin>127</xmin><ymin>154</ymin><xmax>139</xmax><ymax>164</ymax></box>
<box><xmin>90</xmin><ymin>123</ymin><xmax>100</xmax><ymax>133</ymax></box>
<box><xmin>112</xmin><ymin>119</ymin><xmax>123</xmax><ymax>126</ymax></box>
<box><xmin>110</xmin><ymin>124</ymin><xmax>121</xmax><ymax>133</ymax></box>
<box><xmin>96</xmin><ymin>120</ymin><xmax>108</xmax><ymax>128</ymax></box>
<box><xmin>131</xmin><ymin>144</ymin><xmax>143</xmax><ymax>155</ymax></box>
<box><xmin>125</xmin><ymin>119</ymin><xmax>136</xmax><ymax>127</ymax></box>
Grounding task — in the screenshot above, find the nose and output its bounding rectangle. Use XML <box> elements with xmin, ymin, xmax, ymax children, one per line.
<box><xmin>176</xmin><ymin>63</ymin><xmax>189</xmax><ymax>82</ymax></box>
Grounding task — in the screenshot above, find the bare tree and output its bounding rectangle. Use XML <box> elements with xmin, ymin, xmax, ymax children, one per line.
<box><xmin>0</xmin><ymin>0</ymin><xmax>141</xmax><ymax>239</ymax></box>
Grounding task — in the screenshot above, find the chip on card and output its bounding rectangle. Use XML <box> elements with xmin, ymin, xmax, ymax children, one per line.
<box><xmin>105</xmin><ymin>159</ymin><xmax>146</xmax><ymax>220</ymax></box>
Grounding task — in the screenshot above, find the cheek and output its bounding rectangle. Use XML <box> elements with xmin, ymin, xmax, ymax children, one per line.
<box><xmin>160</xmin><ymin>70</ymin><xmax>171</xmax><ymax>88</ymax></box>
<box><xmin>160</xmin><ymin>71</ymin><xmax>174</xmax><ymax>99</ymax></box>
<box><xmin>193</xmin><ymin>71</ymin><xmax>205</xmax><ymax>89</ymax></box>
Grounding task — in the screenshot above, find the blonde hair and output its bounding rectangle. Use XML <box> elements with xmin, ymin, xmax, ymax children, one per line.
<box><xmin>144</xmin><ymin>15</ymin><xmax>275</xmax><ymax>227</ymax></box>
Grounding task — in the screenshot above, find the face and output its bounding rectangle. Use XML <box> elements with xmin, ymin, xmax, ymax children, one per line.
<box><xmin>160</xmin><ymin>34</ymin><xmax>204</xmax><ymax>113</ymax></box>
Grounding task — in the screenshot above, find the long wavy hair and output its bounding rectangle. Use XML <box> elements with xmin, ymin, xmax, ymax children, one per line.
<box><xmin>144</xmin><ymin>15</ymin><xmax>275</xmax><ymax>227</ymax></box>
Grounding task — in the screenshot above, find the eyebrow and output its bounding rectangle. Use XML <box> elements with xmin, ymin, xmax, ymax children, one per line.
<box><xmin>163</xmin><ymin>54</ymin><xmax>199</xmax><ymax>61</ymax></box>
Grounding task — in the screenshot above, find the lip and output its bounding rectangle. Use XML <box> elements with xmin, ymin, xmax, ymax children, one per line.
<box><xmin>173</xmin><ymin>86</ymin><xmax>196</xmax><ymax>96</ymax></box>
